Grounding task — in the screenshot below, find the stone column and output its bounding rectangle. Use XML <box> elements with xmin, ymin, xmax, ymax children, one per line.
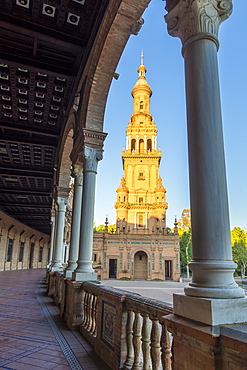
<box><xmin>65</xmin><ymin>165</ymin><xmax>83</xmax><ymax>278</ymax></box>
<box><xmin>73</xmin><ymin>147</ymin><xmax>103</xmax><ymax>281</ymax></box>
<box><xmin>47</xmin><ymin>211</ymin><xmax>55</xmax><ymax>268</ymax></box>
<box><xmin>165</xmin><ymin>0</ymin><xmax>246</xmax><ymax>325</ymax></box>
<box><xmin>51</xmin><ymin>196</ymin><xmax>68</xmax><ymax>272</ymax></box>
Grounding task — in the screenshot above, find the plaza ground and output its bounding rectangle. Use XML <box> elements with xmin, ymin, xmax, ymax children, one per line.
<box><xmin>101</xmin><ymin>279</ymin><xmax>188</xmax><ymax>305</ymax></box>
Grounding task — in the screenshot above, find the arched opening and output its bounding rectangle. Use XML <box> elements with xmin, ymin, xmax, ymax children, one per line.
<box><xmin>147</xmin><ymin>139</ymin><xmax>152</xmax><ymax>151</ymax></box>
<box><xmin>140</xmin><ymin>101</ymin><xmax>144</xmax><ymax>111</ymax></box>
<box><xmin>131</xmin><ymin>138</ymin><xmax>136</xmax><ymax>151</ymax></box>
<box><xmin>134</xmin><ymin>251</ymin><xmax>148</xmax><ymax>280</ymax></box>
<box><xmin>139</xmin><ymin>139</ymin><xmax>144</xmax><ymax>153</ymax></box>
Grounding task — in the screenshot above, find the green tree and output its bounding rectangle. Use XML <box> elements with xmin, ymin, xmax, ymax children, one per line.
<box><xmin>180</xmin><ymin>229</ymin><xmax>192</xmax><ymax>278</ymax></box>
<box><xmin>232</xmin><ymin>242</ymin><xmax>247</xmax><ymax>278</ymax></box>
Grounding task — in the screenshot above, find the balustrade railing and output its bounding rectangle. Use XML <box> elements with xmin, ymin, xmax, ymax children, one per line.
<box><xmin>78</xmin><ymin>282</ymin><xmax>173</xmax><ymax>369</ymax></box>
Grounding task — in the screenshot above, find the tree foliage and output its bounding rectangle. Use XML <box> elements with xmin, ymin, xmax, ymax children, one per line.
<box><xmin>180</xmin><ymin>229</ymin><xmax>192</xmax><ymax>276</ymax></box>
<box><xmin>231</xmin><ymin>227</ymin><xmax>247</xmax><ymax>246</ymax></box>
<box><xmin>232</xmin><ymin>242</ymin><xmax>247</xmax><ymax>278</ymax></box>
<box><xmin>93</xmin><ymin>223</ymin><xmax>116</xmax><ymax>233</ymax></box>
<box><xmin>178</xmin><ymin>209</ymin><xmax>191</xmax><ymax>235</ymax></box>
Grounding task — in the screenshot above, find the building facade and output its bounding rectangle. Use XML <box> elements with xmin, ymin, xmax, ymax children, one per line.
<box><xmin>93</xmin><ymin>58</ymin><xmax>180</xmax><ymax>281</ymax></box>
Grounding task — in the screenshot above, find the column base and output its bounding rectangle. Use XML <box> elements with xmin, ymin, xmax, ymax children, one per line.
<box><xmin>72</xmin><ymin>270</ymin><xmax>97</xmax><ymax>282</ymax></box>
<box><xmin>64</xmin><ymin>269</ymin><xmax>73</xmax><ymax>278</ymax></box>
<box><xmin>174</xmin><ymin>293</ymin><xmax>247</xmax><ymax>326</ymax></box>
<box><xmin>50</xmin><ymin>265</ymin><xmax>64</xmax><ymax>273</ymax></box>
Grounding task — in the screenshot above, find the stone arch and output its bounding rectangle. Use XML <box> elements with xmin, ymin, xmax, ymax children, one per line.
<box><xmin>75</xmin><ymin>0</ymin><xmax>150</xmax><ymax>134</ymax></box>
<box><xmin>147</xmin><ymin>138</ymin><xmax>152</xmax><ymax>151</ymax></box>
<box><xmin>134</xmin><ymin>251</ymin><xmax>148</xmax><ymax>280</ymax></box>
<box><xmin>57</xmin><ymin>113</ymin><xmax>75</xmax><ymax>189</ymax></box>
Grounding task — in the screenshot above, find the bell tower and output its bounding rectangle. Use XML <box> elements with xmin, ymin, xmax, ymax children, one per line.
<box><xmin>115</xmin><ymin>54</ymin><xmax>168</xmax><ymax>234</ymax></box>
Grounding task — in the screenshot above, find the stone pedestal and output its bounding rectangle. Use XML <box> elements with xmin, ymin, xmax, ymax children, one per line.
<box><xmin>64</xmin><ymin>279</ymin><xmax>85</xmax><ymax>330</ymax></box>
<box><xmin>174</xmin><ymin>293</ymin><xmax>247</xmax><ymax>326</ymax></box>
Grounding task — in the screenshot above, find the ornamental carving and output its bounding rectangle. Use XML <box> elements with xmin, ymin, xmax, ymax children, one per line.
<box><xmin>165</xmin><ymin>0</ymin><xmax>232</xmax><ymax>45</ymax></box>
<box><xmin>81</xmin><ymin>146</ymin><xmax>103</xmax><ymax>173</ymax></box>
<box><xmin>71</xmin><ymin>164</ymin><xmax>83</xmax><ymax>186</ymax></box>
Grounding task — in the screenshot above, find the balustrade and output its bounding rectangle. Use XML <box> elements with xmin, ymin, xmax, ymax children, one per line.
<box><xmin>55</xmin><ymin>277</ymin><xmax>173</xmax><ymax>369</ymax></box>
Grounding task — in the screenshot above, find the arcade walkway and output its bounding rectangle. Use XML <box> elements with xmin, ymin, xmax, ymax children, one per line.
<box><xmin>0</xmin><ymin>269</ymin><xmax>110</xmax><ymax>370</ymax></box>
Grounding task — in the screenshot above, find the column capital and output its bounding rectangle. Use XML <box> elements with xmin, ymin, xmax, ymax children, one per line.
<box><xmin>71</xmin><ymin>164</ymin><xmax>83</xmax><ymax>186</ymax></box>
<box><xmin>165</xmin><ymin>0</ymin><xmax>232</xmax><ymax>49</ymax></box>
<box><xmin>80</xmin><ymin>146</ymin><xmax>103</xmax><ymax>173</ymax></box>
<box><xmin>57</xmin><ymin>196</ymin><xmax>68</xmax><ymax>212</ymax></box>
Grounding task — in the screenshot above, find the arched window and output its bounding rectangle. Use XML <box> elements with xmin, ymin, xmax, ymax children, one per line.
<box><xmin>131</xmin><ymin>138</ymin><xmax>136</xmax><ymax>151</ymax></box>
<box><xmin>147</xmin><ymin>139</ymin><xmax>152</xmax><ymax>151</ymax></box>
<box><xmin>139</xmin><ymin>139</ymin><xmax>144</xmax><ymax>152</ymax></box>
<box><xmin>140</xmin><ymin>101</ymin><xmax>144</xmax><ymax>110</ymax></box>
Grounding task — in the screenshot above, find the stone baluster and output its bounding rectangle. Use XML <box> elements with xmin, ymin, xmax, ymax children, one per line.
<box><xmin>82</xmin><ymin>291</ymin><xmax>89</xmax><ymax>327</ymax></box>
<box><xmin>141</xmin><ymin>314</ymin><xmax>151</xmax><ymax>370</ymax></box>
<box><xmin>150</xmin><ymin>318</ymin><xmax>161</xmax><ymax>370</ymax></box>
<box><xmin>91</xmin><ymin>295</ymin><xmax>97</xmax><ymax>336</ymax></box>
<box><xmin>124</xmin><ymin>310</ymin><xmax>135</xmax><ymax>368</ymax></box>
<box><xmin>160</xmin><ymin>322</ymin><xmax>171</xmax><ymax>369</ymax></box>
<box><xmin>87</xmin><ymin>293</ymin><xmax>93</xmax><ymax>332</ymax></box>
<box><xmin>132</xmin><ymin>312</ymin><xmax>142</xmax><ymax>370</ymax></box>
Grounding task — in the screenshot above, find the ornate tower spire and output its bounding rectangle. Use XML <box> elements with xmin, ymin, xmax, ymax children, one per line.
<box><xmin>115</xmin><ymin>58</ymin><xmax>168</xmax><ymax>234</ymax></box>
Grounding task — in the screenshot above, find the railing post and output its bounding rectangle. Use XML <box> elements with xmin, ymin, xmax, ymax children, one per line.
<box><xmin>150</xmin><ymin>318</ymin><xmax>161</xmax><ymax>370</ymax></box>
<box><xmin>132</xmin><ymin>311</ymin><xmax>142</xmax><ymax>370</ymax></box>
<box><xmin>142</xmin><ymin>314</ymin><xmax>151</xmax><ymax>370</ymax></box>
<box><xmin>124</xmin><ymin>309</ymin><xmax>135</xmax><ymax>368</ymax></box>
<box><xmin>160</xmin><ymin>322</ymin><xmax>171</xmax><ymax>370</ymax></box>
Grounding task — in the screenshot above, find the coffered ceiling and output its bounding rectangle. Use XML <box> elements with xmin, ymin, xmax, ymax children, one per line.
<box><xmin>0</xmin><ymin>0</ymin><xmax>109</xmax><ymax>235</ymax></box>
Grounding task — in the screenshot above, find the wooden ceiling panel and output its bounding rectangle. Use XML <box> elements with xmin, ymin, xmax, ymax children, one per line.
<box><xmin>0</xmin><ymin>0</ymin><xmax>109</xmax><ymax>234</ymax></box>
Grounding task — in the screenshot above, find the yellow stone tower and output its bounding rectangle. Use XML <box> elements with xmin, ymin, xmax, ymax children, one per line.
<box><xmin>115</xmin><ymin>55</ymin><xmax>168</xmax><ymax>234</ymax></box>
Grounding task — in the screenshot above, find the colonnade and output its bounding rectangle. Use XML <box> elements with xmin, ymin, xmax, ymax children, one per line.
<box><xmin>48</xmin><ymin>0</ymin><xmax>246</xmax><ymax>326</ymax></box>
<box><xmin>48</xmin><ymin>130</ymin><xmax>106</xmax><ymax>283</ymax></box>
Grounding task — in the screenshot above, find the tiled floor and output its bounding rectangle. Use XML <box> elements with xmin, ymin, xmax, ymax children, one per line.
<box><xmin>0</xmin><ymin>269</ymin><xmax>110</xmax><ymax>370</ymax></box>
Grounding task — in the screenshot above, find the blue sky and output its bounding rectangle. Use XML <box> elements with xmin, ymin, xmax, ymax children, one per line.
<box><xmin>95</xmin><ymin>0</ymin><xmax>247</xmax><ymax>230</ymax></box>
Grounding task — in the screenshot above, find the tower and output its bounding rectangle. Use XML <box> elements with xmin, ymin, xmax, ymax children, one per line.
<box><xmin>115</xmin><ymin>55</ymin><xmax>168</xmax><ymax>234</ymax></box>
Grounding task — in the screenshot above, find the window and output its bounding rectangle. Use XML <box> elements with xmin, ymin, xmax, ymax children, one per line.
<box><xmin>6</xmin><ymin>238</ymin><xmax>13</xmax><ymax>262</ymax></box>
<box><xmin>140</xmin><ymin>101</ymin><xmax>144</xmax><ymax>110</ymax></box>
<box><xmin>138</xmin><ymin>172</ymin><xmax>145</xmax><ymax>180</ymax></box>
<box><xmin>139</xmin><ymin>197</ymin><xmax>143</xmax><ymax>204</ymax></box>
<box><xmin>38</xmin><ymin>247</ymin><xmax>43</xmax><ymax>262</ymax></box>
<box><xmin>19</xmin><ymin>242</ymin><xmax>25</xmax><ymax>262</ymax></box>
<box><xmin>131</xmin><ymin>139</ymin><xmax>136</xmax><ymax>151</ymax></box>
<box><xmin>138</xmin><ymin>215</ymin><xmax>144</xmax><ymax>227</ymax></box>
<box><xmin>147</xmin><ymin>139</ymin><xmax>152</xmax><ymax>151</ymax></box>
<box><xmin>94</xmin><ymin>253</ymin><xmax>97</xmax><ymax>262</ymax></box>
